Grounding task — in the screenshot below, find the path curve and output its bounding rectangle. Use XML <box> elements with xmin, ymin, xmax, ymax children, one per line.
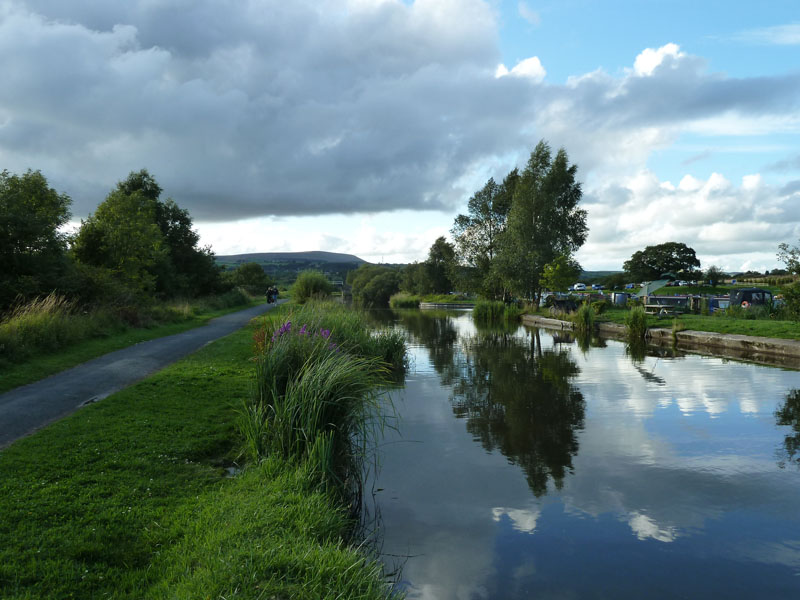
<box><xmin>0</xmin><ymin>300</ymin><xmax>286</xmax><ymax>449</ymax></box>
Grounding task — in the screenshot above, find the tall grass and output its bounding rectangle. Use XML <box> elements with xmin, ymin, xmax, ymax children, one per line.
<box><xmin>573</xmin><ymin>302</ymin><xmax>595</xmax><ymax>334</ymax></box>
<box><xmin>242</xmin><ymin>301</ymin><xmax>406</xmax><ymax>503</ymax></box>
<box><xmin>0</xmin><ymin>289</ymin><xmax>255</xmax><ymax>367</ymax></box>
<box><xmin>389</xmin><ymin>292</ymin><xmax>420</xmax><ymax>308</ymax></box>
<box><xmin>625</xmin><ymin>305</ymin><xmax>649</xmax><ymax>342</ymax></box>
<box><xmin>472</xmin><ymin>300</ymin><xmax>521</xmax><ymax>325</ymax></box>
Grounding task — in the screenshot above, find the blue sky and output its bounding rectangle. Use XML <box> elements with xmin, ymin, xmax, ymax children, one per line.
<box><xmin>1</xmin><ymin>0</ymin><xmax>799</xmax><ymax>271</ymax></box>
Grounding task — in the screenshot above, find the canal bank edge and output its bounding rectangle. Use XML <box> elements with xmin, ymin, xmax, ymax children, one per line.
<box><xmin>522</xmin><ymin>314</ymin><xmax>800</xmax><ymax>368</ymax></box>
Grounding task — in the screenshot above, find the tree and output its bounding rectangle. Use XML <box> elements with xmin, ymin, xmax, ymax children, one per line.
<box><xmin>224</xmin><ymin>262</ymin><xmax>272</xmax><ymax>291</ymax></box>
<box><xmin>349</xmin><ymin>264</ymin><xmax>400</xmax><ymax>307</ymax></box>
<box><xmin>778</xmin><ymin>241</ymin><xmax>800</xmax><ymax>276</ymax></box>
<box><xmin>72</xmin><ymin>188</ymin><xmax>165</xmax><ymax>294</ymax></box>
<box><xmin>623</xmin><ymin>242</ymin><xmax>700</xmax><ymax>282</ymax></box>
<box><xmin>424</xmin><ymin>236</ymin><xmax>457</xmax><ymax>294</ymax></box>
<box><xmin>541</xmin><ymin>255</ymin><xmax>582</xmax><ymax>292</ymax></box>
<box><xmin>0</xmin><ymin>170</ymin><xmax>72</xmax><ymax>306</ymax></box>
<box><xmin>496</xmin><ymin>141</ymin><xmax>587</xmax><ymax>306</ymax></box>
<box><xmin>451</xmin><ymin>170</ymin><xmax>518</xmax><ymax>297</ymax></box>
<box><xmin>399</xmin><ymin>262</ymin><xmax>431</xmax><ymax>295</ymax></box>
<box><xmin>704</xmin><ymin>265</ymin><xmax>726</xmax><ymax>287</ymax></box>
<box><xmin>72</xmin><ymin>170</ymin><xmax>222</xmax><ymax>297</ymax></box>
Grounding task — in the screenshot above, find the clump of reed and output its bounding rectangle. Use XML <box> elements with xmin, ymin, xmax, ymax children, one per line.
<box><xmin>389</xmin><ymin>292</ymin><xmax>421</xmax><ymax>308</ymax></box>
<box><xmin>625</xmin><ymin>305</ymin><xmax>648</xmax><ymax>342</ymax></box>
<box><xmin>472</xmin><ymin>300</ymin><xmax>521</xmax><ymax>325</ymax></box>
<box><xmin>241</xmin><ymin>301</ymin><xmax>406</xmax><ymax>500</ymax></box>
<box><xmin>572</xmin><ymin>301</ymin><xmax>595</xmax><ymax>335</ymax></box>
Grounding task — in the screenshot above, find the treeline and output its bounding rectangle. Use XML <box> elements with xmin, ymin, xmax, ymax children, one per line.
<box><xmin>348</xmin><ymin>140</ymin><xmax>588</xmax><ymax>306</ymax></box>
<box><xmin>1</xmin><ymin>168</ymin><xmax>269</xmax><ymax>311</ymax></box>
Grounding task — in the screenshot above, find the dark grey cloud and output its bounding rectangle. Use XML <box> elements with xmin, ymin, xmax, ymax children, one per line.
<box><xmin>1</xmin><ymin>1</ymin><xmax>799</xmax><ymax>226</ymax></box>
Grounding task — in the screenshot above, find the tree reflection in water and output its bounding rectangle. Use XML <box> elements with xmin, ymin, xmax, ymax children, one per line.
<box><xmin>776</xmin><ymin>389</ymin><xmax>800</xmax><ymax>468</ymax></box>
<box><xmin>452</xmin><ymin>329</ymin><xmax>585</xmax><ymax>496</ymax></box>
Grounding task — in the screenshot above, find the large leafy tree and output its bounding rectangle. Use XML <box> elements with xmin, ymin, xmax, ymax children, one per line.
<box><xmin>623</xmin><ymin>242</ymin><xmax>700</xmax><ymax>281</ymax></box>
<box><xmin>541</xmin><ymin>254</ymin><xmax>582</xmax><ymax>292</ymax></box>
<box><xmin>496</xmin><ymin>141</ymin><xmax>587</xmax><ymax>306</ymax></box>
<box><xmin>348</xmin><ymin>264</ymin><xmax>400</xmax><ymax>307</ymax></box>
<box><xmin>451</xmin><ymin>170</ymin><xmax>518</xmax><ymax>297</ymax></box>
<box><xmin>0</xmin><ymin>170</ymin><xmax>72</xmax><ymax>306</ymax></box>
<box><xmin>424</xmin><ymin>236</ymin><xmax>457</xmax><ymax>294</ymax></box>
<box><xmin>72</xmin><ymin>170</ymin><xmax>221</xmax><ymax>297</ymax></box>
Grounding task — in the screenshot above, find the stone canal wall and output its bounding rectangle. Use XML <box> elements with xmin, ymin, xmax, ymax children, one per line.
<box><xmin>522</xmin><ymin>314</ymin><xmax>800</xmax><ymax>368</ymax></box>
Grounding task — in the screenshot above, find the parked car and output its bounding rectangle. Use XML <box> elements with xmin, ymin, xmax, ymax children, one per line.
<box><xmin>677</xmin><ymin>280</ymin><xmax>689</xmax><ymax>287</ymax></box>
<box><xmin>625</xmin><ymin>282</ymin><xmax>636</xmax><ymax>289</ymax></box>
<box><xmin>573</xmin><ymin>283</ymin><xmax>586</xmax><ymax>291</ymax></box>
<box><xmin>591</xmin><ymin>284</ymin><xmax>604</xmax><ymax>290</ymax></box>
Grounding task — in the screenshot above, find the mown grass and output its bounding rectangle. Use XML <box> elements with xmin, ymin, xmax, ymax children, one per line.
<box><xmin>599</xmin><ymin>307</ymin><xmax>800</xmax><ymax>339</ymax></box>
<box><xmin>0</xmin><ymin>311</ymin><xmax>396</xmax><ymax>599</ymax></box>
<box><xmin>0</xmin><ymin>290</ymin><xmax>263</xmax><ymax>394</ymax></box>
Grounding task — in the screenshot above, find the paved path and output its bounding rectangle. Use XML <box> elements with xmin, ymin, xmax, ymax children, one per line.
<box><xmin>0</xmin><ymin>300</ymin><xmax>286</xmax><ymax>449</ymax></box>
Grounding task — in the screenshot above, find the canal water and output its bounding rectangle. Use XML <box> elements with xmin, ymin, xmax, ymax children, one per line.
<box><xmin>372</xmin><ymin>309</ymin><xmax>800</xmax><ymax>599</ymax></box>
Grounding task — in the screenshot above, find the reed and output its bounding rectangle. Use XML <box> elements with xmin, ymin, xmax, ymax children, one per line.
<box><xmin>625</xmin><ymin>305</ymin><xmax>649</xmax><ymax>342</ymax></box>
<box><xmin>389</xmin><ymin>292</ymin><xmax>421</xmax><ymax>308</ymax></box>
<box><xmin>472</xmin><ymin>300</ymin><xmax>521</xmax><ymax>325</ymax></box>
<box><xmin>573</xmin><ymin>302</ymin><xmax>595</xmax><ymax>335</ymax></box>
<box><xmin>243</xmin><ymin>301</ymin><xmax>405</xmax><ymax>499</ymax></box>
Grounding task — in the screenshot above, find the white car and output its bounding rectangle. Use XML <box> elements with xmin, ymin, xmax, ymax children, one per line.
<box><xmin>573</xmin><ymin>283</ymin><xmax>586</xmax><ymax>291</ymax></box>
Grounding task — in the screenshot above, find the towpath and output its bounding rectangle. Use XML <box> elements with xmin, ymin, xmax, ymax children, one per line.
<box><xmin>0</xmin><ymin>300</ymin><xmax>285</xmax><ymax>449</ymax></box>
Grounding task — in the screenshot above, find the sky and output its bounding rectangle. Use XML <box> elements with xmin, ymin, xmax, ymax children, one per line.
<box><xmin>1</xmin><ymin>0</ymin><xmax>799</xmax><ymax>272</ymax></box>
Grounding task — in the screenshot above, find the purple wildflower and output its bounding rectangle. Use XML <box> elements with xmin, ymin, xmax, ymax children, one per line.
<box><xmin>299</xmin><ymin>324</ymin><xmax>308</xmax><ymax>335</ymax></box>
<box><xmin>319</xmin><ymin>328</ymin><xmax>331</xmax><ymax>339</ymax></box>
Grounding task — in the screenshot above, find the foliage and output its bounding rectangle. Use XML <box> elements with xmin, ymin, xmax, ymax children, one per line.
<box><xmin>495</xmin><ymin>141</ymin><xmax>587</xmax><ymax>306</ymax></box>
<box><xmin>0</xmin><ymin>290</ymin><xmax>255</xmax><ymax>373</ymax></box>
<box><xmin>573</xmin><ymin>302</ymin><xmax>594</xmax><ymax>334</ymax></box>
<box><xmin>472</xmin><ymin>300</ymin><xmax>521</xmax><ymax>324</ymax></box>
<box><xmin>623</xmin><ymin>242</ymin><xmax>701</xmax><ymax>282</ymax></box>
<box><xmin>223</xmin><ymin>262</ymin><xmax>273</xmax><ymax>292</ymax></box>
<box><xmin>625</xmin><ymin>306</ymin><xmax>649</xmax><ymax>342</ymax></box>
<box><xmin>71</xmin><ymin>170</ymin><xmax>222</xmax><ymax>300</ymax></box>
<box><xmin>541</xmin><ymin>254</ymin><xmax>582</xmax><ymax>292</ymax></box>
<box><xmin>389</xmin><ymin>292</ymin><xmax>421</xmax><ymax>308</ymax></box>
<box><xmin>243</xmin><ymin>303</ymin><xmax>405</xmax><ymax>499</ymax></box>
<box><xmin>591</xmin><ymin>299</ymin><xmax>608</xmax><ymax>315</ymax></box>
<box><xmin>425</xmin><ymin>236</ymin><xmax>457</xmax><ymax>294</ymax></box>
<box><xmin>704</xmin><ymin>265</ymin><xmax>727</xmax><ymax>287</ymax></box>
<box><xmin>349</xmin><ymin>264</ymin><xmax>400</xmax><ymax>307</ymax></box>
<box><xmin>0</xmin><ymin>169</ymin><xmax>72</xmax><ymax>307</ymax></box>
<box><xmin>451</xmin><ymin>171</ymin><xmax>517</xmax><ymax>297</ymax></box>
<box><xmin>292</xmin><ymin>270</ymin><xmax>333</xmax><ymax>304</ymax></box>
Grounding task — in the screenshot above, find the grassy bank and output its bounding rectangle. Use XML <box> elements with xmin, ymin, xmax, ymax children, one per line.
<box><xmin>0</xmin><ymin>303</ymin><xmax>401</xmax><ymax>599</ymax></box>
<box><xmin>0</xmin><ymin>289</ymin><xmax>262</xmax><ymax>394</ymax></box>
<box><xmin>598</xmin><ymin>307</ymin><xmax>800</xmax><ymax>339</ymax></box>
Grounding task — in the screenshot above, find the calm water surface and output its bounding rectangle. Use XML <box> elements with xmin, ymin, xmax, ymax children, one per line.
<box><xmin>373</xmin><ymin>309</ymin><xmax>800</xmax><ymax>599</ymax></box>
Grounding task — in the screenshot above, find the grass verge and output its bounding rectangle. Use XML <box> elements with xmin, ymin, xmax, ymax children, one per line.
<box><xmin>0</xmin><ymin>312</ymin><xmax>394</xmax><ymax>599</ymax></box>
<box><xmin>0</xmin><ymin>293</ymin><xmax>265</xmax><ymax>395</ymax></box>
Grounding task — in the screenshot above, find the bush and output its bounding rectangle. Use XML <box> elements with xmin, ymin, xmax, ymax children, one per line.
<box><xmin>292</xmin><ymin>270</ymin><xmax>333</xmax><ymax>304</ymax></box>
<box><xmin>591</xmin><ymin>299</ymin><xmax>608</xmax><ymax>315</ymax></box>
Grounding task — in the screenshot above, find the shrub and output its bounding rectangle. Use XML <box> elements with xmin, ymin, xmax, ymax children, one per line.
<box><xmin>472</xmin><ymin>300</ymin><xmax>521</xmax><ymax>325</ymax></box>
<box><xmin>591</xmin><ymin>299</ymin><xmax>608</xmax><ymax>315</ymax></box>
<box><xmin>292</xmin><ymin>270</ymin><xmax>333</xmax><ymax>304</ymax></box>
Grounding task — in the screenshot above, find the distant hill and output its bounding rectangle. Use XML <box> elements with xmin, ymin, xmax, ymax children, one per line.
<box><xmin>216</xmin><ymin>251</ymin><xmax>367</xmax><ymax>264</ymax></box>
